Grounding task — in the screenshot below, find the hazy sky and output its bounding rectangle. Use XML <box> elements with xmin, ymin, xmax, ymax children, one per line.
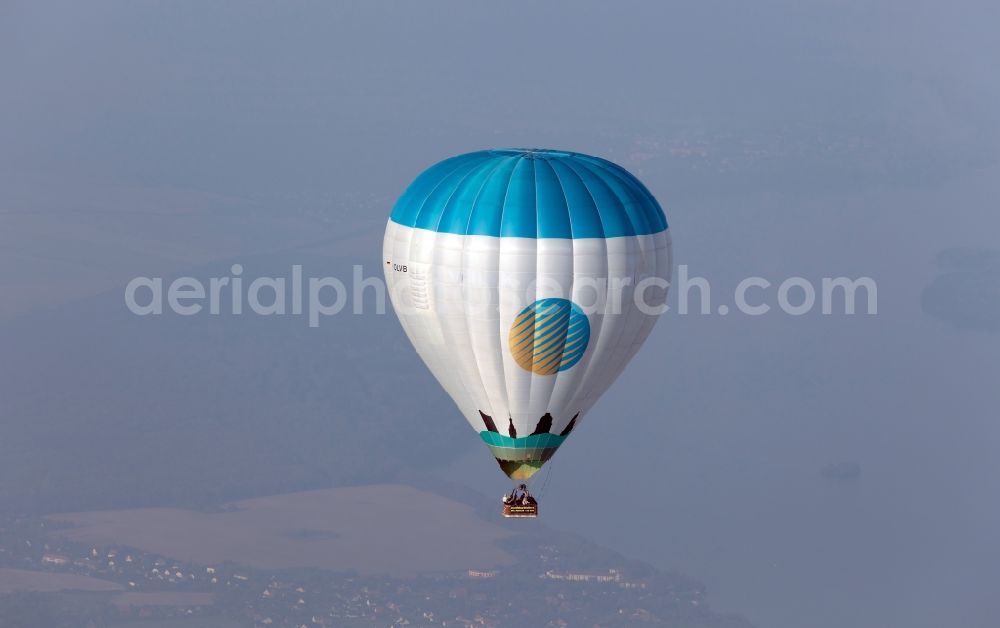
<box><xmin>2</xmin><ymin>2</ymin><xmax>999</xmax><ymax>627</ymax></box>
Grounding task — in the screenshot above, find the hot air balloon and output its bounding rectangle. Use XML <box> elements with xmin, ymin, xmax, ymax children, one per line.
<box><xmin>383</xmin><ymin>149</ymin><xmax>671</xmax><ymax>516</ymax></box>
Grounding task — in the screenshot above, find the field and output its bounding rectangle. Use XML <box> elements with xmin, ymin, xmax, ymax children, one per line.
<box><xmin>109</xmin><ymin>619</ymin><xmax>243</xmax><ymax>628</ymax></box>
<box><xmin>0</xmin><ymin>568</ymin><xmax>122</xmax><ymax>593</ymax></box>
<box><xmin>47</xmin><ymin>484</ymin><xmax>516</xmax><ymax>576</ymax></box>
<box><xmin>111</xmin><ymin>592</ymin><xmax>214</xmax><ymax>609</ymax></box>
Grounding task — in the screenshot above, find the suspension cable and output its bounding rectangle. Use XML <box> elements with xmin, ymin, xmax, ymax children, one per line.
<box><xmin>537</xmin><ymin>460</ymin><xmax>555</xmax><ymax>499</ymax></box>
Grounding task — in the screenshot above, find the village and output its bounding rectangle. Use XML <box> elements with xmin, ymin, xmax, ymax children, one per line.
<box><xmin>0</xmin><ymin>514</ymin><xmax>743</xmax><ymax>627</ymax></box>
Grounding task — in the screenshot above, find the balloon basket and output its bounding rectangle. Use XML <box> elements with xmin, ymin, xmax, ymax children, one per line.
<box><xmin>502</xmin><ymin>503</ymin><xmax>538</xmax><ymax>518</ymax></box>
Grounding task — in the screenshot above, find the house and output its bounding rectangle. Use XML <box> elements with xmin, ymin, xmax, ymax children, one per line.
<box><xmin>41</xmin><ymin>553</ymin><xmax>69</xmax><ymax>566</ymax></box>
<box><xmin>543</xmin><ymin>569</ymin><xmax>620</xmax><ymax>583</ymax></box>
<box><xmin>467</xmin><ymin>570</ymin><xmax>497</xmax><ymax>579</ymax></box>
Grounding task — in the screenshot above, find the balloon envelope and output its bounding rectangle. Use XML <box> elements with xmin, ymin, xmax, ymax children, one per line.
<box><xmin>384</xmin><ymin>149</ymin><xmax>671</xmax><ymax>480</ymax></box>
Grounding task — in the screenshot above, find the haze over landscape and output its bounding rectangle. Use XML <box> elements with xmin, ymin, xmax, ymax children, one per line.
<box><xmin>2</xmin><ymin>2</ymin><xmax>999</xmax><ymax>627</ymax></box>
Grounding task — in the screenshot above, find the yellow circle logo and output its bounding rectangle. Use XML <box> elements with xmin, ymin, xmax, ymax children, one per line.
<box><xmin>508</xmin><ymin>298</ymin><xmax>590</xmax><ymax>375</ymax></box>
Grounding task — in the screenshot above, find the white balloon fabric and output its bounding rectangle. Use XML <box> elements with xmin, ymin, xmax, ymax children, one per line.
<box><xmin>384</xmin><ymin>149</ymin><xmax>671</xmax><ymax>479</ymax></box>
